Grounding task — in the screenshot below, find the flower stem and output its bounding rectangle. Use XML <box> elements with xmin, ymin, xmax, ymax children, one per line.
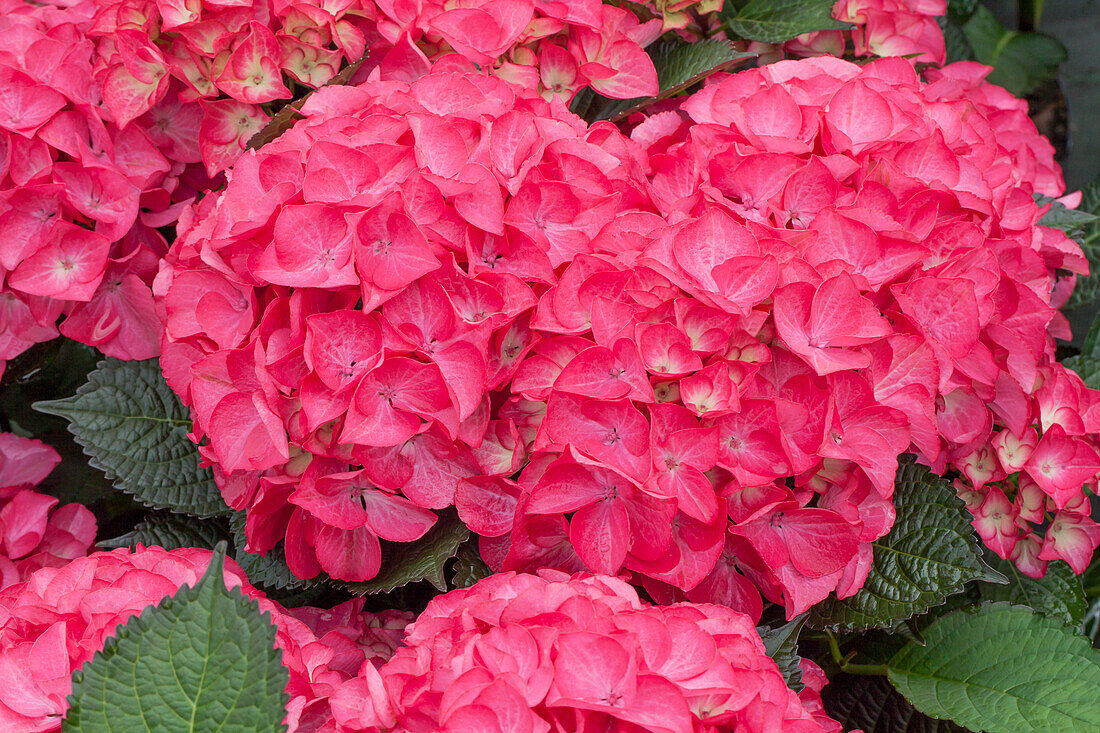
<box><xmin>825</xmin><ymin>630</ymin><xmax>889</xmax><ymax>676</ymax></box>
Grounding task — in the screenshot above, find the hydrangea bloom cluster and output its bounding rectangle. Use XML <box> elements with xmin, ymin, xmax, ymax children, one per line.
<box><xmin>0</xmin><ymin>545</ymin><xmax>410</xmax><ymax>732</ymax></box>
<box><xmin>329</xmin><ymin>570</ymin><xmax>843</xmax><ymax>733</ymax></box>
<box><xmin>356</xmin><ymin>0</ymin><xmax>662</xmax><ymax>103</ymax></box>
<box><xmin>577</xmin><ymin>55</ymin><xmax>1085</xmax><ymax>608</ymax></box>
<box><xmin>0</xmin><ymin>434</ymin><xmax>96</xmax><ymax>589</ymax></box>
<box><xmin>0</xmin><ymin>0</ymin><xmax>667</xmax><ymax>379</ymax></box>
<box><xmin>88</xmin><ymin>0</ymin><xmax>672</xmax><ymax>176</ymax></box>
<box><xmin>158</xmin><ymin>53</ymin><xmax>1094</xmax><ymax>616</ymax></box>
<box><xmin>88</xmin><ymin>0</ymin><xmax>371</xmax><ymax>175</ymax></box>
<box><xmin>0</xmin><ymin>0</ymin><xmax>968</xmax><ymax>380</ymax></box>
<box><xmin>0</xmin><ymin>0</ymin><xmax>193</xmax><ymax>371</ymax></box>
<box><xmin>154</xmin><ymin>71</ymin><xmax>654</xmax><ymax>582</ymax></box>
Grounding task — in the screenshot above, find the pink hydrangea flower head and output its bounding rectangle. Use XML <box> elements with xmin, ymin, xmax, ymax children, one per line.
<box><xmin>0</xmin><ymin>546</ymin><xmax>407</xmax><ymax>732</ymax></box>
<box><xmin>156</xmin><ymin>70</ymin><xmax>652</xmax><ymax>583</ymax></box>
<box><xmin>330</xmin><ymin>569</ymin><xmax>842</xmax><ymax>732</ymax></box>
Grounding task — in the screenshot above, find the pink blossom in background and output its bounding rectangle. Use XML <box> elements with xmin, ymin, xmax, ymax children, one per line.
<box><xmin>0</xmin><ymin>433</ymin><xmax>95</xmax><ymax>589</ymax></box>
<box><xmin>0</xmin><ymin>0</ymin><xmax>203</xmax><ymax>373</ymax></box>
<box><xmin>0</xmin><ymin>546</ymin><xmax>411</xmax><ymax>732</ymax></box>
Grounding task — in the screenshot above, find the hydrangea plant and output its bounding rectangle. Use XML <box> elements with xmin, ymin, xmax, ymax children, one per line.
<box><xmin>2</xmin><ymin>0</ymin><xmax>1100</xmax><ymax>731</ymax></box>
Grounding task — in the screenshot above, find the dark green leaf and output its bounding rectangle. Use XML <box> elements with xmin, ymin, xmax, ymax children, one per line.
<box><xmin>888</xmin><ymin>604</ymin><xmax>1100</xmax><ymax>732</ymax></box>
<box><xmin>1064</xmin><ymin>178</ymin><xmax>1100</xmax><ymax>310</ymax></box>
<box><xmin>961</xmin><ymin>7</ymin><xmax>1065</xmax><ymax>96</ymax></box>
<box><xmin>653</xmin><ymin>39</ymin><xmax>755</xmax><ymax>92</ymax></box>
<box><xmin>64</xmin><ymin>544</ymin><xmax>289</xmax><ymax>733</ymax></box>
<box><xmin>33</xmin><ymin>358</ymin><xmax>230</xmax><ymax>518</ymax></box>
<box><xmin>0</xmin><ymin>339</ymin><xmax>100</xmax><ymax>435</ymax></box>
<box><xmin>726</xmin><ymin>0</ymin><xmax>852</xmax><ymax>44</ymax></box>
<box><xmin>960</xmin><ymin>6</ymin><xmax>1008</xmax><ymax>63</ymax></box>
<box><xmin>824</xmin><ymin>674</ymin><xmax>968</xmax><ymax>732</ymax></box>
<box><xmin>811</xmin><ymin>459</ymin><xmax>1002</xmax><ymax>630</ymax></box>
<box><xmin>450</xmin><ymin>541</ymin><xmax>492</xmax><ymax>589</ymax></box>
<box><xmin>758</xmin><ymin>613</ymin><xmax>806</xmax><ymax>692</ymax></box>
<box><xmin>99</xmin><ymin>512</ymin><xmax>230</xmax><ymax>551</ymax></box>
<box><xmin>1082</xmin><ymin>597</ymin><xmax>1100</xmax><ymax>644</ymax></box>
<box><xmin>1079</xmin><ymin>303</ymin><xmax>1100</xmax><ymax>359</ymax></box>
<box><xmin>938</xmin><ymin>17</ymin><xmax>975</xmax><ymax>64</ymax></box>
<box><xmin>979</xmin><ymin>556</ymin><xmax>1087</xmax><ymax>625</ymax></box>
<box><xmin>1037</xmin><ymin>195</ymin><xmax>1100</xmax><ymax>236</ymax></box>
<box><xmin>984</xmin><ymin>32</ymin><xmax>1066</xmax><ymax>96</ymax></box>
<box><xmin>946</xmin><ymin>0</ymin><xmax>980</xmax><ymax>25</ymax></box>
<box><xmin>347</xmin><ymin>510</ymin><xmax>469</xmax><ymax>594</ymax></box>
<box><xmin>594</xmin><ymin>39</ymin><xmax>755</xmax><ymax>121</ymax></box>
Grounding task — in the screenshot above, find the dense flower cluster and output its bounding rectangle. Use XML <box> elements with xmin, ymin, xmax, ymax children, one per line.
<box><xmin>158</xmin><ymin>52</ymin><xmax>1093</xmax><ymax>615</ymax></box>
<box><xmin>154</xmin><ymin>71</ymin><xmax>653</xmax><ymax>582</ymax></box>
<box><xmin>0</xmin><ymin>0</ymin><xmax>672</xmax><ymax>382</ymax></box>
<box><xmin>527</xmin><ymin>55</ymin><xmax>1084</xmax><ymax>611</ymax></box>
<box><xmin>0</xmin><ymin>545</ymin><xmax>410</xmax><ymax>731</ymax></box>
<box><xmin>87</xmin><ymin>0</ymin><xmax>673</xmax><ymax>177</ymax></box>
<box><xmin>0</xmin><ymin>434</ymin><xmax>96</xmax><ymax>589</ymax></box>
<box><xmin>329</xmin><ymin>570</ymin><xmax>842</xmax><ymax>733</ymax></box>
<box><xmin>0</xmin><ymin>0</ymin><xmax>980</xmax><ymax>380</ymax></box>
<box><xmin>88</xmin><ymin>0</ymin><xmax>367</xmax><ymax>175</ymax></box>
<box><xmin>0</xmin><ymin>0</ymin><xmax>186</xmax><ymax>371</ymax></box>
<box><xmin>357</xmin><ymin>0</ymin><xmax>662</xmax><ymax>102</ymax></box>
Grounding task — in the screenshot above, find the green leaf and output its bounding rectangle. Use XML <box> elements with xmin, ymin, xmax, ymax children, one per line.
<box><xmin>0</xmin><ymin>339</ymin><xmax>101</xmax><ymax>435</ymax></box>
<box><xmin>984</xmin><ymin>32</ymin><xmax>1066</xmax><ymax>97</ymax></box>
<box><xmin>593</xmin><ymin>39</ymin><xmax>755</xmax><ymax>121</ymax></box>
<box><xmin>1064</xmin><ymin>178</ymin><xmax>1100</xmax><ymax>310</ymax></box>
<box><xmin>64</xmin><ymin>544</ymin><xmax>289</xmax><ymax>733</ymax></box>
<box><xmin>1037</xmin><ymin>195</ymin><xmax>1100</xmax><ymax>236</ymax></box>
<box><xmin>811</xmin><ymin>459</ymin><xmax>1002</xmax><ymax>630</ymax></box>
<box><xmin>958</xmin><ymin>5</ymin><xmax>1008</xmax><ymax>62</ymax></box>
<box><xmin>726</xmin><ymin>0</ymin><xmax>852</xmax><ymax>44</ymax></box>
<box><xmin>938</xmin><ymin>16</ymin><xmax>975</xmax><ymax>64</ymax></box>
<box><xmin>946</xmin><ymin>0</ymin><xmax>980</xmax><ymax>25</ymax></box>
<box><xmin>978</xmin><ymin>556</ymin><xmax>1087</xmax><ymax>625</ymax></box>
<box><xmin>1082</xmin><ymin>597</ymin><xmax>1100</xmax><ymax>644</ymax></box>
<box><xmin>1064</xmin><ymin>355</ymin><xmax>1100</xmax><ymax>389</ymax></box>
<box><xmin>1079</xmin><ymin>304</ymin><xmax>1100</xmax><ymax>359</ymax></box>
<box><xmin>347</xmin><ymin>510</ymin><xmax>469</xmax><ymax>594</ymax></box>
<box><xmin>653</xmin><ymin>39</ymin><xmax>755</xmax><ymax>94</ymax></box>
<box><xmin>99</xmin><ymin>513</ymin><xmax>230</xmax><ymax>552</ymax></box>
<box><xmin>450</xmin><ymin>541</ymin><xmax>492</xmax><ymax>589</ymax></box>
<box><xmin>888</xmin><ymin>604</ymin><xmax>1100</xmax><ymax>732</ymax></box>
<box><xmin>33</xmin><ymin>358</ymin><xmax>230</xmax><ymax>518</ymax></box>
<box><xmin>961</xmin><ymin>6</ymin><xmax>1065</xmax><ymax>96</ymax></box>
<box><xmin>823</xmin><ymin>674</ymin><xmax>968</xmax><ymax>732</ymax></box>
<box><xmin>758</xmin><ymin>613</ymin><xmax>806</xmax><ymax>692</ymax></box>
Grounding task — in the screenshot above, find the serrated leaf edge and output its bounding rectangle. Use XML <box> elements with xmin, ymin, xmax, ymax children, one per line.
<box><xmin>33</xmin><ymin>359</ymin><xmax>230</xmax><ymax>518</ymax></box>
<box><xmin>64</xmin><ymin>543</ymin><xmax>289</xmax><ymax>732</ymax></box>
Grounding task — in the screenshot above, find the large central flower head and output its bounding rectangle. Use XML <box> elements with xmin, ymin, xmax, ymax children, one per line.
<box><xmin>155</xmin><ymin>71</ymin><xmax>650</xmax><ymax>583</ymax></box>
<box><xmin>158</xmin><ymin>55</ymin><xmax>1096</xmax><ymax>620</ymax></box>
